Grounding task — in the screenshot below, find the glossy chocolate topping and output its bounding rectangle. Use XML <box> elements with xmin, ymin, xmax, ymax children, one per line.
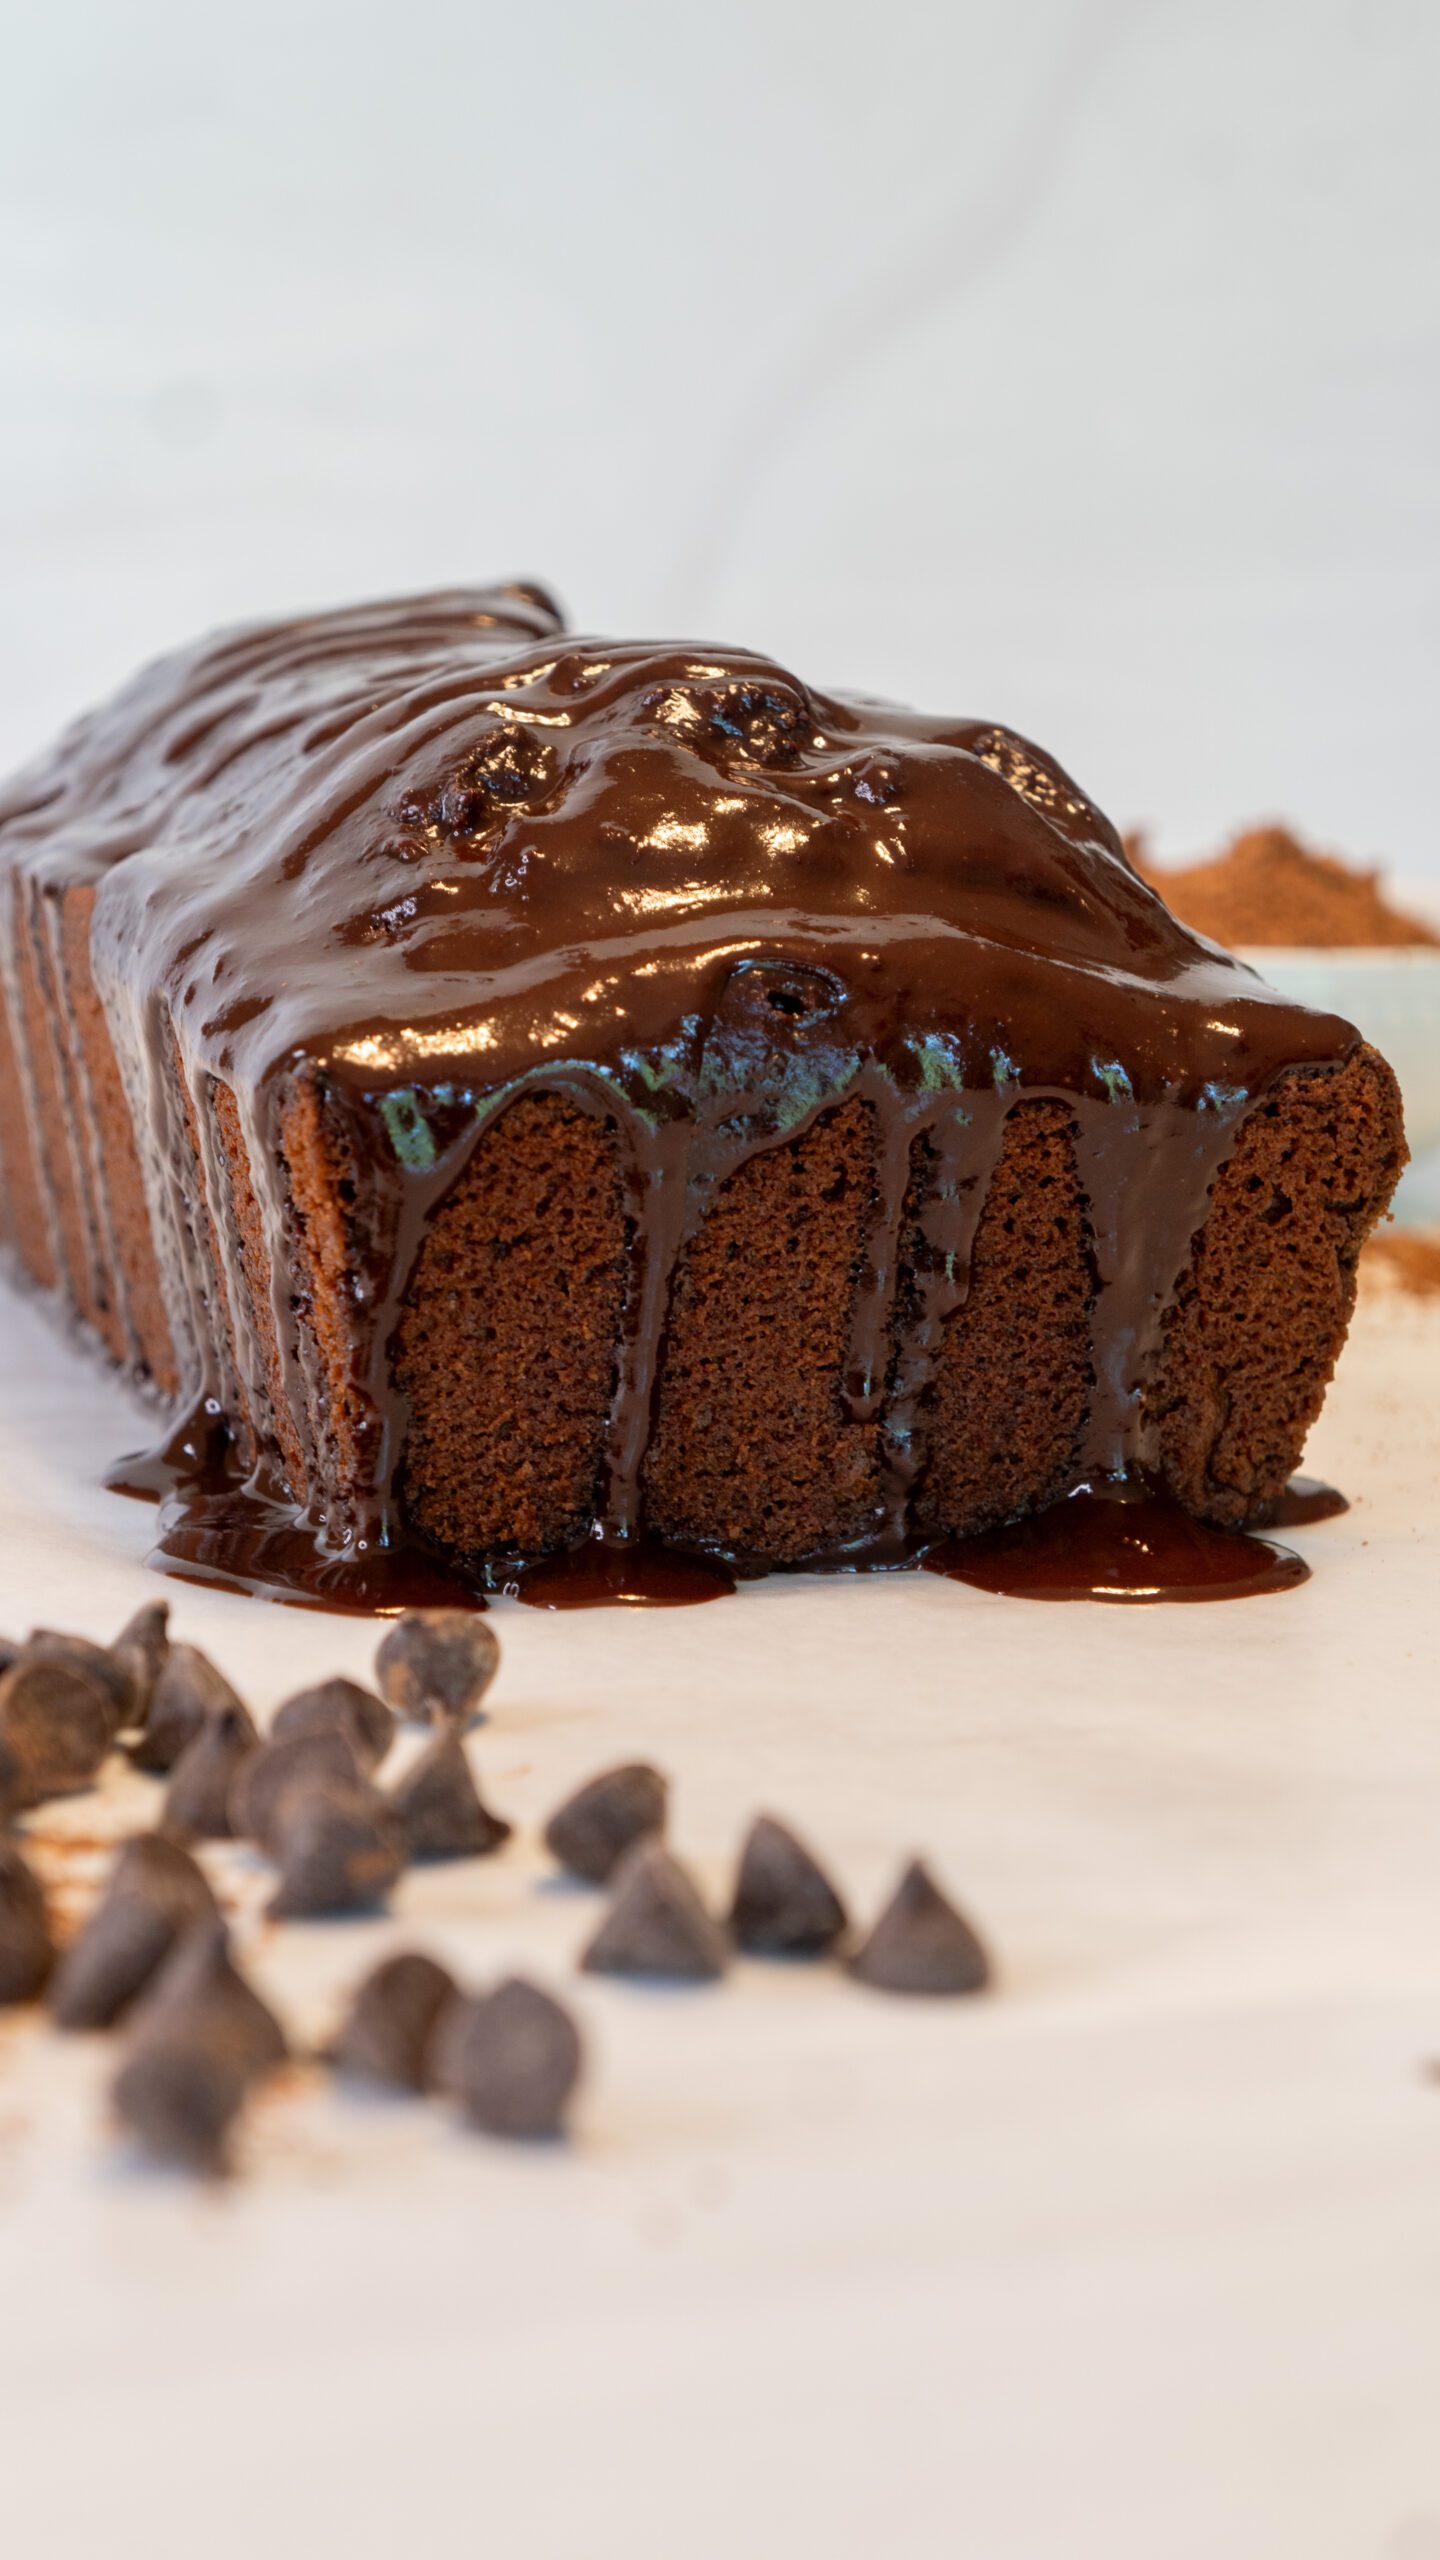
<box><xmin>0</xmin><ymin>588</ymin><xmax>1363</xmax><ymax>1604</ymax></box>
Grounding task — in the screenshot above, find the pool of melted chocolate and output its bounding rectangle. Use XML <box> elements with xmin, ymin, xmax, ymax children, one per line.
<box><xmin>921</xmin><ymin>1479</ymin><xmax>1310</xmax><ymax>1604</ymax></box>
<box><xmin>108</xmin><ymin>1421</ymin><xmax>1336</xmax><ymax>1612</ymax></box>
<box><xmin>510</xmin><ymin>1538</ymin><xmax>736</xmax><ymax>1610</ymax></box>
<box><xmin>1261</xmin><ymin>1476</ymin><xmax>1349</xmax><ymax>1529</ymax></box>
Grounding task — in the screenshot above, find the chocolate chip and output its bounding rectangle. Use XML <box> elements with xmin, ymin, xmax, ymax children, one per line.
<box><xmin>110</xmin><ymin>1600</ymin><xmax>170</xmax><ymax>1731</ymax></box>
<box><xmin>847</xmin><ymin>1858</ymin><xmax>991</xmax><ymax>1996</ymax></box>
<box><xmin>435</xmin><ymin>1978</ymin><xmax>583</xmax><ymax>2138</ymax></box>
<box><xmin>111</xmin><ymin>2031</ymin><xmax>250</xmax><ymax>2176</ymax></box>
<box><xmin>26</xmin><ymin>1631</ymin><xmax>131</xmax><ymax>1733</ymax></box>
<box><xmin>374</xmin><ymin>1610</ymin><xmax>498</xmax><ymax>1726</ymax></box>
<box><xmin>162</xmin><ymin>1701</ymin><xmax>261</xmax><ymax>1841</ymax></box>
<box><xmin>130</xmin><ymin>1644</ymin><xmax>246</xmax><ymax>1775</ymax></box>
<box><xmin>543</xmin><ymin>1761</ymin><xmax>667</xmax><ymax>1885</ymax></box>
<box><xmin>0</xmin><ymin>1638</ymin><xmax>19</xmax><ymax>1678</ymax></box>
<box><xmin>728</xmin><ymin>1814</ymin><xmax>848</xmax><ymax>1956</ymax></box>
<box><xmin>389</xmin><ymin>1731</ymin><xmax>511</xmax><ymax>1862</ymax></box>
<box><xmin>114</xmin><ymin>1918</ymin><xmax>285</xmax><ymax>2176</ymax></box>
<box><xmin>330</xmin><ymin>1950</ymin><xmax>457</xmax><ymax>2093</ymax></box>
<box><xmin>0</xmin><ymin>1653</ymin><xmax>112</xmax><ymax>1801</ymax></box>
<box><xmin>581</xmin><ymin>1840</ymin><xmax>729</xmax><ymax>1982</ymax></box>
<box><xmin>228</xmin><ymin>1729</ymin><xmax>363</xmax><ymax>1853</ymax></box>
<box><xmin>271</xmin><ymin>1676</ymin><xmax>395</xmax><ymax>1773</ymax></box>
<box><xmin>129</xmin><ymin>1915</ymin><xmax>287</xmax><ymax>2080</ymax></box>
<box><xmin>0</xmin><ymin>1729</ymin><xmax>25</xmax><ymax>1828</ymax></box>
<box><xmin>267</xmin><ymin>1783</ymin><xmax>405</xmax><ymax>1918</ymax></box>
<box><xmin>48</xmin><ymin>1832</ymin><xmax>219</xmax><ymax>2030</ymax></box>
<box><xmin>438</xmin><ymin>728</ymin><xmax>551</xmax><ymax>833</ymax></box>
<box><xmin>0</xmin><ymin>1840</ymin><xmax>55</xmax><ymax>2004</ymax></box>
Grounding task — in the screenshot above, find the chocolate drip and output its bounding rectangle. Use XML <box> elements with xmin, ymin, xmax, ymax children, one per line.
<box><xmin>870</xmin><ymin>1095</ymin><xmax>1011</xmax><ymax>1553</ymax></box>
<box><xmin>0</xmin><ymin>589</ymin><xmax>1368</xmax><ymax>1607</ymax></box>
<box><xmin>599</xmin><ymin>1112</ymin><xmax>697</xmax><ymax>1544</ymax></box>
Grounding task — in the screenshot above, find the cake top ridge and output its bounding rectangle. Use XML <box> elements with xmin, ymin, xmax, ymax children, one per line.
<box><xmin>0</xmin><ymin>586</ymin><xmax>1355</xmax><ymax>1109</ymax></box>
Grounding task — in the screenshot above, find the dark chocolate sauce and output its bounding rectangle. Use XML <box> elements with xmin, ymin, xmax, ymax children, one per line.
<box><xmin>922</xmin><ymin>1481</ymin><xmax>1308</xmax><ymax>1603</ymax></box>
<box><xmin>1264</xmin><ymin>1475</ymin><xmax>1350</xmax><ymax>1529</ymax></box>
<box><xmin>148</xmin><ymin>1513</ymin><xmax>483</xmax><ymax>1616</ymax></box>
<box><xmin>0</xmin><ymin>590</ymin><xmax>1366</xmax><ymax>1609</ymax></box>
<box><xmin>113</xmin><ymin>1416</ymin><xmax>486</xmax><ymax>1615</ymax></box>
<box><xmin>105</xmin><ymin>1401</ymin><xmax>228</xmax><ymax>1503</ymax></box>
<box><xmin>147</xmin><ymin>1507</ymin><xmax>484</xmax><ymax>1615</ymax></box>
<box><xmin>511</xmin><ymin>1536</ymin><xmax>734</xmax><ymax>1610</ymax></box>
<box><xmin>107</xmin><ymin>1450</ymin><xmax>187</xmax><ymax>1503</ymax></box>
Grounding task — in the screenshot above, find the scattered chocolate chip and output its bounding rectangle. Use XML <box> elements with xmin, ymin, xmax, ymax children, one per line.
<box><xmin>543</xmin><ymin>1761</ymin><xmax>667</xmax><ymax>1885</ymax></box>
<box><xmin>435</xmin><ymin>1977</ymin><xmax>583</xmax><ymax>2138</ymax></box>
<box><xmin>112</xmin><ymin>1918</ymin><xmax>285</xmax><ymax>2177</ymax></box>
<box><xmin>374</xmin><ymin>1610</ymin><xmax>499</xmax><ymax>1726</ymax></box>
<box><xmin>581</xmin><ymin>1840</ymin><xmax>729</xmax><ymax>1982</ymax></box>
<box><xmin>110</xmin><ymin>1599</ymin><xmax>170</xmax><ymax>1731</ymax></box>
<box><xmin>0</xmin><ymin>1840</ymin><xmax>55</xmax><ymax>2004</ymax></box>
<box><xmin>330</xmin><ymin>1950</ymin><xmax>457</xmax><ymax>2093</ymax></box>
<box><xmin>0</xmin><ymin>1638</ymin><xmax>19</xmax><ymax>1678</ymax></box>
<box><xmin>26</xmin><ymin>1632</ymin><xmax>130</xmax><ymax>1733</ymax></box>
<box><xmin>268</xmin><ymin>1783</ymin><xmax>405</xmax><ymax>1918</ymax></box>
<box><xmin>228</xmin><ymin>1729</ymin><xmax>363</xmax><ymax>1854</ymax></box>
<box><xmin>128</xmin><ymin>1915</ymin><xmax>287</xmax><ymax>2079</ymax></box>
<box><xmin>162</xmin><ymin>1701</ymin><xmax>261</xmax><ymax>1841</ymax></box>
<box><xmin>389</xmin><ymin>1731</ymin><xmax>511</xmax><ymax>1862</ymax></box>
<box><xmin>271</xmin><ymin>1676</ymin><xmax>395</xmax><ymax>1773</ymax></box>
<box><xmin>48</xmin><ymin>1832</ymin><xmax>219</xmax><ymax>2030</ymax></box>
<box><xmin>112</xmin><ymin>2030</ymin><xmax>250</xmax><ymax>2176</ymax></box>
<box><xmin>847</xmin><ymin>1858</ymin><xmax>991</xmax><ymax>1996</ymax></box>
<box><xmin>0</xmin><ymin>1729</ymin><xmax>25</xmax><ymax>1828</ymax></box>
<box><xmin>0</xmin><ymin>1653</ymin><xmax>112</xmax><ymax>1801</ymax></box>
<box><xmin>728</xmin><ymin>1813</ymin><xmax>848</xmax><ymax>1956</ymax></box>
<box><xmin>130</xmin><ymin>1644</ymin><xmax>246</xmax><ymax>1775</ymax></box>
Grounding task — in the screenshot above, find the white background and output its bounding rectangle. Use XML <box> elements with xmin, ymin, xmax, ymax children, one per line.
<box><xmin>1</xmin><ymin>0</ymin><xmax>1437</xmax><ymax>883</ymax></box>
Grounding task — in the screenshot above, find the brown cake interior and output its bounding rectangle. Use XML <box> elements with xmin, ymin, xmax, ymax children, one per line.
<box><xmin>1149</xmin><ymin>1044</ymin><xmax>1399</xmax><ymax>1522</ymax></box>
<box><xmin>913</xmin><ymin>1101</ymin><xmax>1095</xmax><ymax>1542</ymax></box>
<box><xmin>392</xmin><ymin>1093</ymin><xmax>629</xmax><ymax>1561</ymax></box>
<box><xmin>644</xmin><ymin>1100</ymin><xmax>882</xmax><ymax>1564</ymax></box>
<box><xmin>245</xmin><ymin>1047</ymin><xmax>1401</xmax><ymax>1572</ymax></box>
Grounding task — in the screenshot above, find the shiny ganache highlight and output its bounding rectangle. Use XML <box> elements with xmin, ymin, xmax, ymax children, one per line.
<box><xmin>0</xmin><ymin>589</ymin><xmax>1403</xmax><ymax>1606</ymax></box>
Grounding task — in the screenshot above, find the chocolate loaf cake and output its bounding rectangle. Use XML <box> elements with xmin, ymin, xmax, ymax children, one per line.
<box><xmin>0</xmin><ymin>589</ymin><xmax>1406</xmax><ymax>1605</ymax></box>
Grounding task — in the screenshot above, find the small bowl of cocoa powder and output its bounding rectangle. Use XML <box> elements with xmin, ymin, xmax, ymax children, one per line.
<box><xmin>1131</xmin><ymin>825</ymin><xmax>1440</xmax><ymax>1209</ymax></box>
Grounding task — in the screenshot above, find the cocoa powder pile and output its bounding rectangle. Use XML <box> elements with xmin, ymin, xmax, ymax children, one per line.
<box><xmin>1129</xmin><ymin>825</ymin><xmax>1438</xmax><ymax>949</ymax></box>
<box><xmin>1361</xmin><ymin>1228</ymin><xmax>1440</xmax><ymax>1299</ymax></box>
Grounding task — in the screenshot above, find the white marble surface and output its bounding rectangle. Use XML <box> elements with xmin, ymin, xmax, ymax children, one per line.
<box><xmin>0</xmin><ymin>1274</ymin><xmax>1437</xmax><ymax>2557</ymax></box>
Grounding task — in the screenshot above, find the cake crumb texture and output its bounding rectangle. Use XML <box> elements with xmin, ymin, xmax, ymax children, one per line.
<box><xmin>644</xmin><ymin>1101</ymin><xmax>881</xmax><ymax>1562</ymax></box>
<box><xmin>393</xmin><ymin>1095</ymin><xmax>628</xmax><ymax>1562</ymax></box>
<box><xmin>1151</xmin><ymin>1045</ymin><xmax>1406</xmax><ymax>1521</ymax></box>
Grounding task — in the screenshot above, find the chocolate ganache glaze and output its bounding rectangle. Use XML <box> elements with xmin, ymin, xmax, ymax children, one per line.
<box><xmin>0</xmin><ymin>588</ymin><xmax>1385</xmax><ymax>1607</ymax></box>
